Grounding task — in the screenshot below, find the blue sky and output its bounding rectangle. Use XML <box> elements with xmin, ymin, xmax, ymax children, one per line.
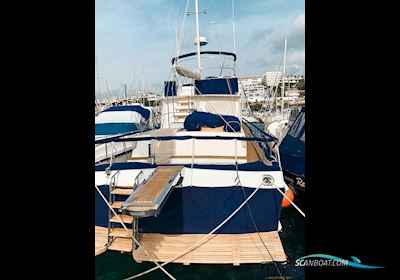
<box><xmin>95</xmin><ymin>0</ymin><xmax>304</xmax><ymax>97</ymax></box>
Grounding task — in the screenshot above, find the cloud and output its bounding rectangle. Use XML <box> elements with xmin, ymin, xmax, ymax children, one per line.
<box><xmin>236</xmin><ymin>11</ymin><xmax>305</xmax><ymax>76</ymax></box>
<box><xmin>95</xmin><ymin>0</ymin><xmax>304</xmax><ymax>96</ymax></box>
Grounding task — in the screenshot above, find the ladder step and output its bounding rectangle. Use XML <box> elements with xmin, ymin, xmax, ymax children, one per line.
<box><xmin>111</xmin><ymin>188</ymin><xmax>133</xmax><ymax>195</ymax></box>
<box><xmin>111</xmin><ymin>201</ymin><xmax>124</xmax><ymax>209</ymax></box>
<box><xmin>115</xmin><ymin>185</ymin><xmax>134</xmax><ymax>189</ymax></box>
<box><xmin>109</xmin><ymin>228</ymin><xmax>133</xmax><ymax>238</ymax></box>
<box><xmin>174</xmin><ymin>112</ymin><xmax>189</xmax><ymax>116</ymax></box>
<box><xmin>108</xmin><ymin>237</ymin><xmax>132</xmax><ymax>252</ymax></box>
<box><xmin>177</xmin><ymin>100</ymin><xmax>193</xmax><ymax>104</ymax></box>
<box><xmin>110</xmin><ymin>214</ymin><xmax>134</xmax><ymax>224</ymax></box>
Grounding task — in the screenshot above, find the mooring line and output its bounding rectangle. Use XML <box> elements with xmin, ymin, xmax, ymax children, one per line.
<box><xmin>274</xmin><ymin>186</ymin><xmax>305</xmax><ymax>217</ymax></box>
<box><xmin>123</xmin><ymin>183</ymin><xmax>264</xmax><ymax>280</ymax></box>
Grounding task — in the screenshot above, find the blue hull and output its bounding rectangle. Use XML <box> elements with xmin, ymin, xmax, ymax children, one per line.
<box><xmin>95</xmin><ymin>185</ymin><xmax>284</xmax><ymax>234</ymax></box>
<box><xmin>95</xmin><ymin>185</ymin><xmax>110</xmax><ymax>228</ymax></box>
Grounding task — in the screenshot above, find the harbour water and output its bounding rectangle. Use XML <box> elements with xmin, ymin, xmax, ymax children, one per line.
<box><xmin>95</xmin><ymin>200</ymin><xmax>305</xmax><ymax>280</ymax></box>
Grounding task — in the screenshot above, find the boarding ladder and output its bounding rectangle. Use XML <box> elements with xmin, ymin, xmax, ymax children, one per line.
<box><xmin>105</xmin><ymin>171</ymin><xmax>142</xmax><ymax>253</ymax></box>
<box><xmin>122</xmin><ymin>166</ymin><xmax>183</xmax><ymax>217</ymax></box>
<box><xmin>173</xmin><ymin>97</ymin><xmax>193</xmax><ymax>123</ymax></box>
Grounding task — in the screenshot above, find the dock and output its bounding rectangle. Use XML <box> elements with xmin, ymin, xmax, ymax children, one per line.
<box><xmin>133</xmin><ymin>231</ymin><xmax>286</xmax><ymax>265</ymax></box>
<box><xmin>123</xmin><ymin>166</ymin><xmax>183</xmax><ymax>217</ymax></box>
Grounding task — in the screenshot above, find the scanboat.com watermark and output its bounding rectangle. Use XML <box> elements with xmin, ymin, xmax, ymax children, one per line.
<box><xmin>295</xmin><ymin>254</ymin><xmax>384</xmax><ymax>269</ymax></box>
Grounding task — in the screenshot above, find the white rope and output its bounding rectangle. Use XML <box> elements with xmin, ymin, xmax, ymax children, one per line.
<box><xmin>124</xmin><ymin>183</ymin><xmax>264</xmax><ymax>280</ymax></box>
<box><xmin>94</xmin><ymin>184</ymin><xmax>176</xmax><ymax>280</ymax></box>
<box><xmin>274</xmin><ymin>185</ymin><xmax>305</xmax><ymax>217</ymax></box>
<box><xmin>232</xmin><ymin>159</ymin><xmax>283</xmax><ymax>276</ymax></box>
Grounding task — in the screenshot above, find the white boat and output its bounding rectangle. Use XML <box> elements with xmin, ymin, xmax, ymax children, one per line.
<box><xmin>95</xmin><ymin>0</ymin><xmax>291</xmax><ymax>266</ymax></box>
<box><xmin>95</xmin><ymin>104</ymin><xmax>156</xmax><ymax>164</ymax></box>
<box><xmin>264</xmin><ymin>38</ymin><xmax>291</xmax><ymax>142</ymax></box>
<box><xmin>264</xmin><ymin>108</ymin><xmax>292</xmax><ymax>141</ymax></box>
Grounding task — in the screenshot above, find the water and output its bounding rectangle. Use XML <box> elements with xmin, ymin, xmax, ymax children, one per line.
<box><xmin>95</xmin><ymin>201</ymin><xmax>305</xmax><ymax>280</ymax></box>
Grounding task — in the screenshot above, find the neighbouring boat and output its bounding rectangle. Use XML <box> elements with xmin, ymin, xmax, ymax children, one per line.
<box><xmin>264</xmin><ymin>108</ymin><xmax>292</xmax><ymax>141</ymax></box>
<box><xmin>95</xmin><ymin>0</ymin><xmax>290</xmax><ymax>266</ymax></box>
<box><xmin>279</xmin><ymin>107</ymin><xmax>305</xmax><ymax>194</ymax></box>
<box><xmin>95</xmin><ymin>104</ymin><xmax>155</xmax><ymax>164</ymax></box>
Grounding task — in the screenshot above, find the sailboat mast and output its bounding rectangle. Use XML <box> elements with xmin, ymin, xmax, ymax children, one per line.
<box><xmin>95</xmin><ymin>51</ymin><xmax>102</xmax><ymax>113</ymax></box>
<box><xmin>194</xmin><ymin>0</ymin><xmax>201</xmax><ymax>77</ymax></box>
<box><xmin>142</xmin><ymin>70</ymin><xmax>145</xmax><ymax>105</ymax></box>
<box><xmin>281</xmin><ymin>37</ymin><xmax>287</xmax><ymax>119</ymax></box>
<box><xmin>96</xmin><ymin>51</ymin><xmax>101</xmax><ymax>98</ymax></box>
<box><xmin>124</xmin><ymin>84</ymin><xmax>127</xmax><ymax>105</ymax></box>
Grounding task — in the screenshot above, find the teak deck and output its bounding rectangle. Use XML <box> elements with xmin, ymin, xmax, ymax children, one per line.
<box><xmin>242</xmin><ymin>125</ymin><xmax>267</xmax><ymax>163</ymax></box>
<box><xmin>108</xmin><ymin>237</ymin><xmax>133</xmax><ymax>252</ymax></box>
<box><xmin>95</xmin><ymin>226</ymin><xmax>108</xmax><ymax>256</ymax></box>
<box><xmin>132</xmin><ymin>232</ymin><xmax>286</xmax><ymax>265</ymax></box>
<box><xmin>124</xmin><ymin>166</ymin><xmax>183</xmax><ymax>213</ymax></box>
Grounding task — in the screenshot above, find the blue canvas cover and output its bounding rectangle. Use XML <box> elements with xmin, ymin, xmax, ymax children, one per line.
<box><xmin>184</xmin><ymin>111</ymin><xmax>240</xmax><ymax>132</ymax></box>
<box><xmin>195</xmin><ymin>77</ymin><xmax>238</xmax><ymax>95</ymax></box>
<box><xmin>103</xmin><ymin>105</ymin><xmax>150</xmax><ymax>120</ymax></box>
<box><xmin>164</xmin><ymin>81</ymin><xmax>177</xmax><ymax>97</ymax></box>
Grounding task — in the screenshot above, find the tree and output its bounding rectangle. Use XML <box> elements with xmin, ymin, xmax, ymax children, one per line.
<box><xmin>297</xmin><ymin>79</ymin><xmax>305</xmax><ymax>90</ymax></box>
<box><xmin>250</xmin><ymin>102</ymin><xmax>262</xmax><ymax>111</ymax></box>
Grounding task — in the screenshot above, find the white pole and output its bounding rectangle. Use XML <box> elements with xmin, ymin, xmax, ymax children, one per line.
<box><xmin>175</xmin><ymin>26</ymin><xmax>179</xmax><ymax>62</ymax></box>
<box><xmin>133</xmin><ymin>69</ymin><xmax>136</xmax><ymax>100</ymax></box>
<box><xmin>194</xmin><ymin>0</ymin><xmax>201</xmax><ymax>77</ymax></box>
<box><xmin>95</xmin><ymin>50</ymin><xmax>101</xmax><ymax>97</ymax></box>
<box><xmin>142</xmin><ymin>70</ymin><xmax>145</xmax><ymax>105</ymax></box>
<box><xmin>105</xmin><ymin>79</ymin><xmax>111</xmax><ymax>100</ymax></box>
<box><xmin>281</xmin><ymin>37</ymin><xmax>287</xmax><ymax>119</ymax></box>
<box><xmin>232</xmin><ymin>0</ymin><xmax>236</xmax><ymax>54</ymax></box>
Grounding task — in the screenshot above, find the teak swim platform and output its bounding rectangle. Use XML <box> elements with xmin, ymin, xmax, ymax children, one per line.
<box><xmin>132</xmin><ymin>232</ymin><xmax>286</xmax><ymax>265</ymax></box>
<box><xmin>96</xmin><ymin>227</ymin><xmax>287</xmax><ymax>265</ymax></box>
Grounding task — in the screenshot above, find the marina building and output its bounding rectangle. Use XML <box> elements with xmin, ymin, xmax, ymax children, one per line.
<box><xmin>263</xmin><ymin>71</ymin><xmax>282</xmax><ymax>87</ymax></box>
<box><xmin>238</xmin><ymin>76</ymin><xmax>266</xmax><ymax>103</ymax></box>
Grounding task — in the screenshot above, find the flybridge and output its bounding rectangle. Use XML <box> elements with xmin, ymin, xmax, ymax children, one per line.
<box><xmin>166</xmin><ymin>50</ymin><xmax>238</xmax><ymax>96</ymax></box>
<box><xmin>164</xmin><ymin>77</ymin><xmax>238</xmax><ymax>96</ymax></box>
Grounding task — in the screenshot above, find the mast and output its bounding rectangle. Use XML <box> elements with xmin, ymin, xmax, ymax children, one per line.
<box><xmin>131</xmin><ymin>69</ymin><xmax>136</xmax><ymax>101</ymax></box>
<box><xmin>281</xmin><ymin>37</ymin><xmax>287</xmax><ymax>120</ymax></box>
<box><xmin>94</xmin><ymin>52</ymin><xmax>101</xmax><ymax>112</ymax></box>
<box><xmin>194</xmin><ymin>0</ymin><xmax>201</xmax><ymax>78</ymax></box>
<box><xmin>95</xmin><ymin>50</ymin><xmax>101</xmax><ymax>100</ymax></box>
<box><xmin>142</xmin><ymin>70</ymin><xmax>145</xmax><ymax>105</ymax></box>
<box><xmin>124</xmin><ymin>84</ymin><xmax>127</xmax><ymax>105</ymax></box>
<box><xmin>232</xmin><ymin>0</ymin><xmax>236</xmax><ymax>54</ymax></box>
<box><xmin>175</xmin><ymin>26</ymin><xmax>180</xmax><ymax>60</ymax></box>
